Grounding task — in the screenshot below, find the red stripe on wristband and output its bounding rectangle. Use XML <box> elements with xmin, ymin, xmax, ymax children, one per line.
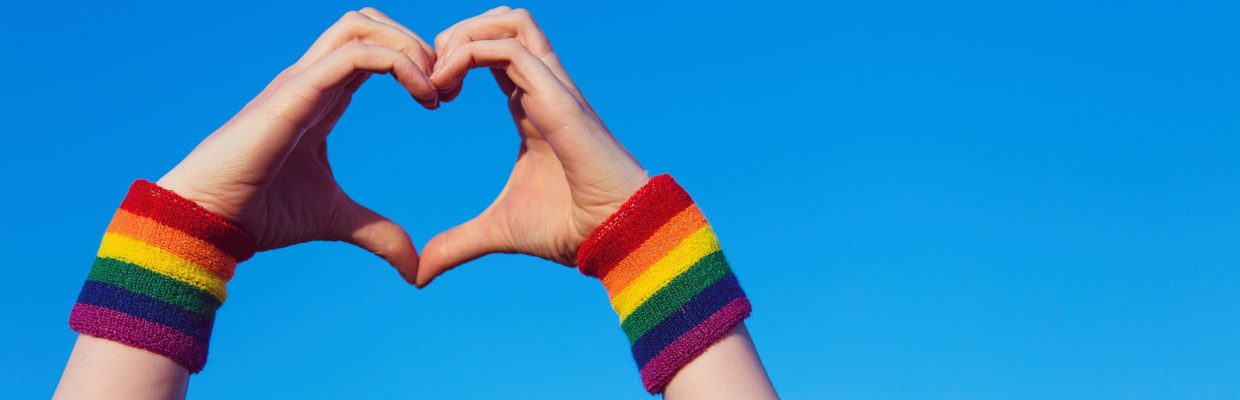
<box><xmin>577</xmin><ymin>174</ymin><xmax>751</xmax><ymax>394</ymax></box>
<box><xmin>69</xmin><ymin>180</ymin><xmax>256</xmax><ymax>373</ymax></box>
<box><xmin>120</xmin><ymin>180</ymin><xmax>256</xmax><ymax>263</ymax></box>
<box><xmin>576</xmin><ymin>174</ymin><xmax>692</xmax><ymax>278</ymax></box>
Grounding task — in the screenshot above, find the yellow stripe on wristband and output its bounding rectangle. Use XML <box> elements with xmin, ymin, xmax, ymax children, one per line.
<box><xmin>97</xmin><ymin>232</ymin><xmax>229</xmax><ymax>302</ymax></box>
<box><xmin>108</xmin><ymin>209</ymin><xmax>239</xmax><ymax>278</ymax></box>
<box><xmin>575</xmin><ymin>175</ymin><xmax>752</xmax><ymax>393</ymax></box>
<box><xmin>71</xmin><ymin>179</ymin><xmax>257</xmax><ymax>374</ymax></box>
<box><xmin>610</xmin><ymin>226</ymin><xmax>720</xmax><ymax>320</ymax></box>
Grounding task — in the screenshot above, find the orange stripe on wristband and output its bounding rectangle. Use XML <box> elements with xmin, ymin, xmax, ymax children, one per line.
<box><xmin>601</xmin><ymin>204</ymin><xmax>708</xmax><ymax>297</ymax></box>
<box><xmin>106</xmin><ymin>209</ymin><xmax>237</xmax><ymax>281</ymax></box>
<box><xmin>577</xmin><ymin>174</ymin><xmax>750</xmax><ymax>394</ymax></box>
<box><xmin>70</xmin><ymin>179</ymin><xmax>256</xmax><ymax>374</ymax></box>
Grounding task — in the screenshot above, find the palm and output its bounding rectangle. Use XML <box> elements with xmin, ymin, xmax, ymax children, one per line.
<box><xmin>249</xmin><ymin>139</ymin><xmax>350</xmax><ymax>251</ymax></box>
<box><xmin>260</xmin><ymin>79</ymin><xmax>372</xmax><ymax>249</ymax></box>
<box><xmin>417</xmin><ymin>10</ymin><xmax>652</xmax><ymax>285</ymax></box>
<box><xmin>194</xmin><ymin>77</ymin><xmax>363</xmax><ymax>251</ymax></box>
<box><xmin>419</xmin><ymin>57</ymin><xmax>651</xmax><ymax>285</ymax></box>
<box><xmin>162</xmin><ymin>69</ymin><xmax>419</xmax><ymax>283</ymax></box>
<box><xmin>485</xmin><ymin>110</ymin><xmax>581</xmax><ymax>265</ymax></box>
<box><xmin>430</xmin><ymin>87</ymin><xmax>645</xmax><ymax>271</ymax></box>
<box><xmin>158</xmin><ymin>8</ymin><xmax>435</xmax><ymax>284</ymax></box>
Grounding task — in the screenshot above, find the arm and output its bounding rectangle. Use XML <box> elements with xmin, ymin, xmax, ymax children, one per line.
<box><xmin>665</xmin><ymin>324</ymin><xmax>778</xmax><ymax>400</ymax></box>
<box><xmin>55</xmin><ymin>337</ymin><xmax>189</xmax><ymax>399</ymax></box>
<box><xmin>418</xmin><ymin>7</ymin><xmax>777</xmax><ymax>398</ymax></box>
<box><xmin>53</xmin><ymin>8</ymin><xmax>435</xmax><ymax>399</ymax></box>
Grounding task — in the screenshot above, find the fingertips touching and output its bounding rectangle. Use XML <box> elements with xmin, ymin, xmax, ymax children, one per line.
<box><xmin>431</xmin><ymin>6</ymin><xmax>518</xmax><ymax>103</ymax></box>
<box><xmin>292</xmin><ymin>9</ymin><xmax>441</xmax><ymax>109</ymax></box>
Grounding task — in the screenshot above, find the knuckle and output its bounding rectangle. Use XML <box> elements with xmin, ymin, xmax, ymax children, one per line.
<box><xmin>339</xmin><ymin>40</ymin><xmax>369</xmax><ymax>53</ymax></box>
<box><xmin>511</xmin><ymin>8</ymin><xmax>532</xmax><ymax>19</ymax></box>
<box><xmin>338</xmin><ymin>10</ymin><xmax>368</xmax><ymax>28</ymax></box>
<box><xmin>359</xmin><ymin>6</ymin><xmax>379</xmax><ymax>14</ymax></box>
<box><xmin>391</xmin><ymin>41</ymin><xmax>415</xmax><ymax>56</ymax></box>
<box><xmin>497</xmin><ymin>39</ymin><xmax>523</xmax><ymax>52</ymax></box>
<box><xmin>500</xmin><ymin>40</ymin><xmax>534</xmax><ymax>61</ymax></box>
<box><xmin>452</xmin><ymin>20</ymin><xmax>478</xmax><ymax>38</ymax></box>
<box><xmin>372</xmin><ymin>241</ymin><xmax>397</xmax><ymax>259</ymax></box>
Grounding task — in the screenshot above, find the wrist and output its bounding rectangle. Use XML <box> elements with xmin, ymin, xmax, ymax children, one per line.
<box><xmin>68</xmin><ymin>180</ymin><xmax>257</xmax><ymax>372</ymax></box>
<box><xmin>154</xmin><ymin>172</ymin><xmax>234</xmax><ymax>221</ymax></box>
<box><xmin>568</xmin><ymin>169</ymin><xmax>651</xmax><ymax>260</ymax></box>
<box><xmin>576</xmin><ymin>174</ymin><xmax>751</xmax><ymax>393</ymax></box>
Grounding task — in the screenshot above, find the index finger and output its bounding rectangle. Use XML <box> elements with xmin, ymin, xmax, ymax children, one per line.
<box><xmin>358</xmin><ymin>7</ymin><xmax>436</xmax><ymax>60</ymax></box>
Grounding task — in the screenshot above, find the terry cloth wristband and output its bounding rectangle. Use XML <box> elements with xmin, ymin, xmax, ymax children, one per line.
<box><xmin>577</xmin><ymin>174</ymin><xmax>751</xmax><ymax>394</ymax></box>
<box><xmin>69</xmin><ymin>180</ymin><xmax>256</xmax><ymax>372</ymax></box>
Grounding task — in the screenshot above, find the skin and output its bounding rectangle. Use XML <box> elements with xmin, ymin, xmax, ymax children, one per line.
<box><xmin>54</xmin><ymin>8</ymin><xmax>436</xmax><ymax>399</ymax></box>
<box><xmin>422</xmin><ymin>7</ymin><xmax>777</xmax><ymax>399</ymax></box>
<box><xmin>54</xmin><ymin>7</ymin><xmax>776</xmax><ymax>399</ymax></box>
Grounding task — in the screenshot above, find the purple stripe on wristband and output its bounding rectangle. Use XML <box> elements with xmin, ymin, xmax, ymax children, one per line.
<box><xmin>638</xmin><ymin>297</ymin><xmax>752</xmax><ymax>393</ymax></box>
<box><xmin>77</xmin><ymin>281</ymin><xmax>214</xmax><ymax>342</ymax></box>
<box><xmin>632</xmin><ymin>272</ymin><xmax>743</xmax><ymax>366</ymax></box>
<box><xmin>69</xmin><ymin>303</ymin><xmax>208</xmax><ymax>371</ymax></box>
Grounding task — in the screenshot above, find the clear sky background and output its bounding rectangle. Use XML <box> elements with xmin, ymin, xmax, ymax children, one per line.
<box><xmin>1</xmin><ymin>0</ymin><xmax>1237</xmax><ymax>398</ymax></box>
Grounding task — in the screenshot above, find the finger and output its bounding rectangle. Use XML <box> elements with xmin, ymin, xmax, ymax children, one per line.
<box><xmin>417</xmin><ymin>215</ymin><xmax>506</xmax><ymax>288</ymax></box>
<box><xmin>433</xmin><ymin>8</ymin><xmax>589</xmax><ymax>105</ymax></box>
<box><xmin>222</xmin><ymin>44</ymin><xmax>431</xmax><ymax>164</ymax></box>
<box><xmin>345</xmin><ymin>71</ymin><xmax>373</xmax><ymax>93</ymax></box>
<box><xmin>299</xmin><ymin>71</ymin><xmax>373</xmax><ymax>141</ymax></box>
<box><xmin>357</xmin><ymin>7</ymin><xmax>437</xmax><ymax>66</ymax></box>
<box><xmin>336</xmin><ymin>198</ymin><xmax>420</xmax><ymax>286</ymax></box>
<box><xmin>430</xmin><ymin>39</ymin><xmax>623</xmax><ymax>176</ymax></box>
<box><xmin>489</xmin><ymin>67</ymin><xmax>517</xmax><ymax>97</ymax></box>
<box><xmin>429</xmin><ymin>39</ymin><xmax>573</xmax><ymax>104</ymax></box>
<box><xmin>432</xmin><ymin>6</ymin><xmax>513</xmax><ymax>102</ymax></box>
<box><xmin>440</xmin><ymin>8</ymin><xmax>552</xmax><ymax>59</ymax></box>
<box><xmin>287</xmin><ymin>41</ymin><xmax>438</xmax><ymax>109</ymax></box>
<box><xmin>295</xmin><ymin>10</ymin><xmax>436</xmax><ymax>78</ymax></box>
<box><xmin>432</xmin><ymin>6</ymin><xmax>512</xmax><ymax>52</ymax></box>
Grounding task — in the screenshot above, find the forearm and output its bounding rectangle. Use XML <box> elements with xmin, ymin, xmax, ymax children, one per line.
<box><xmin>54</xmin><ymin>336</ymin><xmax>188</xmax><ymax>400</ymax></box>
<box><xmin>664</xmin><ymin>324</ymin><xmax>777</xmax><ymax>400</ymax></box>
<box><xmin>54</xmin><ymin>180</ymin><xmax>255</xmax><ymax>399</ymax></box>
<box><xmin>53</xmin><ymin>9</ymin><xmax>440</xmax><ymax>396</ymax></box>
<box><xmin>578</xmin><ymin>175</ymin><xmax>777</xmax><ymax>397</ymax></box>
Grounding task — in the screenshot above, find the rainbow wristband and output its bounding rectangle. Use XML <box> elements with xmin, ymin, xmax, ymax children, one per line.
<box><xmin>69</xmin><ymin>180</ymin><xmax>256</xmax><ymax>372</ymax></box>
<box><xmin>578</xmin><ymin>174</ymin><xmax>751</xmax><ymax>393</ymax></box>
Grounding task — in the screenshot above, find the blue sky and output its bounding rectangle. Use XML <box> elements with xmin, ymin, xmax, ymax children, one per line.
<box><xmin>1</xmin><ymin>0</ymin><xmax>1238</xmax><ymax>398</ymax></box>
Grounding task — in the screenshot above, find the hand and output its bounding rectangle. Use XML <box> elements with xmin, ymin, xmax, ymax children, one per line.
<box><xmin>417</xmin><ymin>7</ymin><xmax>650</xmax><ymax>287</ymax></box>
<box><xmin>156</xmin><ymin>8</ymin><xmax>435</xmax><ymax>284</ymax></box>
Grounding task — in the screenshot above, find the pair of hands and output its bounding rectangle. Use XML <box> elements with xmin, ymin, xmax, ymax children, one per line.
<box><xmin>157</xmin><ymin>7</ymin><xmax>651</xmax><ymax>287</ymax></box>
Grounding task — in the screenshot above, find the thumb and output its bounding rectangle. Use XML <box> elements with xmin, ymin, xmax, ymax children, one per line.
<box><xmin>417</xmin><ymin>215</ymin><xmax>506</xmax><ymax>288</ymax></box>
<box><xmin>336</xmin><ymin>199</ymin><xmax>420</xmax><ymax>285</ymax></box>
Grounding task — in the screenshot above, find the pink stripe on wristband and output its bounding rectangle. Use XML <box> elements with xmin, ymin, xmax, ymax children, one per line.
<box><xmin>577</xmin><ymin>175</ymin><xmax>751</xmax><ymax>393</ymax></box>
<box><xmin>69</xmin><ymin>180</ymin><xmax>255</xmax><ymax>373</ymax></box>
<box><xmin>638</xmin><ymin>297</ymin><xmax>752</xmax><ymax>390</ymax></box>
<box><xmin>69</xmin><ymin>303</ymin><xmax>209</xmax><ymax>370</ymax></box>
